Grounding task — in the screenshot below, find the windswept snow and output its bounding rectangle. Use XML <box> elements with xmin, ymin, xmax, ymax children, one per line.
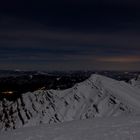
<box><xmin>1</xmin><ymin>74</ymin><xmax>140</xmax><ymax>131</ymax></box>
<box><xmin>1</xmin><ymin>116</ymin><xmax>140</xmax><ymax>140</ymax></box>
<box><xmin>130</xmin><ymin>75</ymin><xmax>140</xmax><ymax>89</ymax></box>
<box><xmin>90</xmin><ymin>74</ymin><xmax>140</xmax><ymax>112</ymax></box>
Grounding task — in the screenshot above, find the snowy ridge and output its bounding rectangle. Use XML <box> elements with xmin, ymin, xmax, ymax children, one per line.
<box><xmin>130</xmin><ymin>75</ymin><xmax>140</xmax><ymax>89</ymax></box>
<box><xmin>0</xmin><ymin>74</ymin><xmax>140</xmax><ymax>131</ymax></box>
<box><xmin>1</xmin><ymin>116</ymin><xmax>140</xmax><ymax>140</ymax></box>
<box><xmin>90</xmin><ymin>74</ymin><xmax>140</xmax><ymax>112</ymax></box>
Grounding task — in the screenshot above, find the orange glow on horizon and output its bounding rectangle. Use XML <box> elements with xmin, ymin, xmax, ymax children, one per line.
<box><xmin>97</xmin><ymin>56</ymin><xmax>140</xmax><ymax>63</ymax></box>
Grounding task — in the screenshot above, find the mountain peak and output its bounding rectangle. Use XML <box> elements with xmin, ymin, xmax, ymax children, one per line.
<box><xmin>89</xmin><ymin>74</ymin><xmax>116</xmax><ymax>83</ymax></box>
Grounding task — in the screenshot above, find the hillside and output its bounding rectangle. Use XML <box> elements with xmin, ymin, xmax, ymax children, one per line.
<box><xmin>0</xmin><ymin>116</ymin><xmax>140</xmax><ymax>140</ymax></box>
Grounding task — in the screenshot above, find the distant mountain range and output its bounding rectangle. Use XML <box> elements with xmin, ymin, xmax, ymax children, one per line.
<box><xmin>0</xmin><ymin>74</ymin><xmax>140</xmax><ymax>131</ymax></box>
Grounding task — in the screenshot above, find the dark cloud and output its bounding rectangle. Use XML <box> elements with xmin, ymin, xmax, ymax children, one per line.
<box><xmin>0</xmin><ymin>1</ymin><xmax>140</xmax><ymax>70</ymax></box>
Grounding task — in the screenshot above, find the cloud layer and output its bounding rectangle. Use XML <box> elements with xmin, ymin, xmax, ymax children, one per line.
<box><xmin>0</xmin><ymin>1</ymin><xmax>140</xmax><ymax>70</ymax></box>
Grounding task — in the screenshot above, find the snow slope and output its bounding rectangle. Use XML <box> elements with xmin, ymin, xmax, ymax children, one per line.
<box><xmin>1</xmin><ymin>116</ymin><xmax>140</xmax><ymax>140</ymax></box>
<box><xmin>1</xmin><ymin>74</ymin><xmax>140</xmax><ymax>131</ymax></box>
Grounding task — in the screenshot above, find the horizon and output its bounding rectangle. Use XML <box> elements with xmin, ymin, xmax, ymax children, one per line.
<box><xmin>0</xmin><ymin>69</ymin><xmax>140</xmax><ymax>73</ymax></box>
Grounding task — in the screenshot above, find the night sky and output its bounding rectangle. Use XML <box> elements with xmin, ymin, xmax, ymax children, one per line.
<box><xmin>0</xmin><ymin>0</ymin><xmax>140</xmax><ymax>71</ymax></box>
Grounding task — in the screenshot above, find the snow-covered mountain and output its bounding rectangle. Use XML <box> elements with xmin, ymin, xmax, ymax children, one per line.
<box><xmin>1</xmin><ymin>74</ymin><xmax>140</xmax><ymax>131</ymax></box>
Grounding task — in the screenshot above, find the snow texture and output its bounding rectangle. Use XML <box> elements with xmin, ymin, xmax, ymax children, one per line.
<box><xmin>130</xmin><ymin>75</ymin><xmax>140</xmax><ymax>89</ymax></box>
<box><xmin>1</xmin><ymin>116</ymin><xmax>140</xmax><ymax>140</ymax></box>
